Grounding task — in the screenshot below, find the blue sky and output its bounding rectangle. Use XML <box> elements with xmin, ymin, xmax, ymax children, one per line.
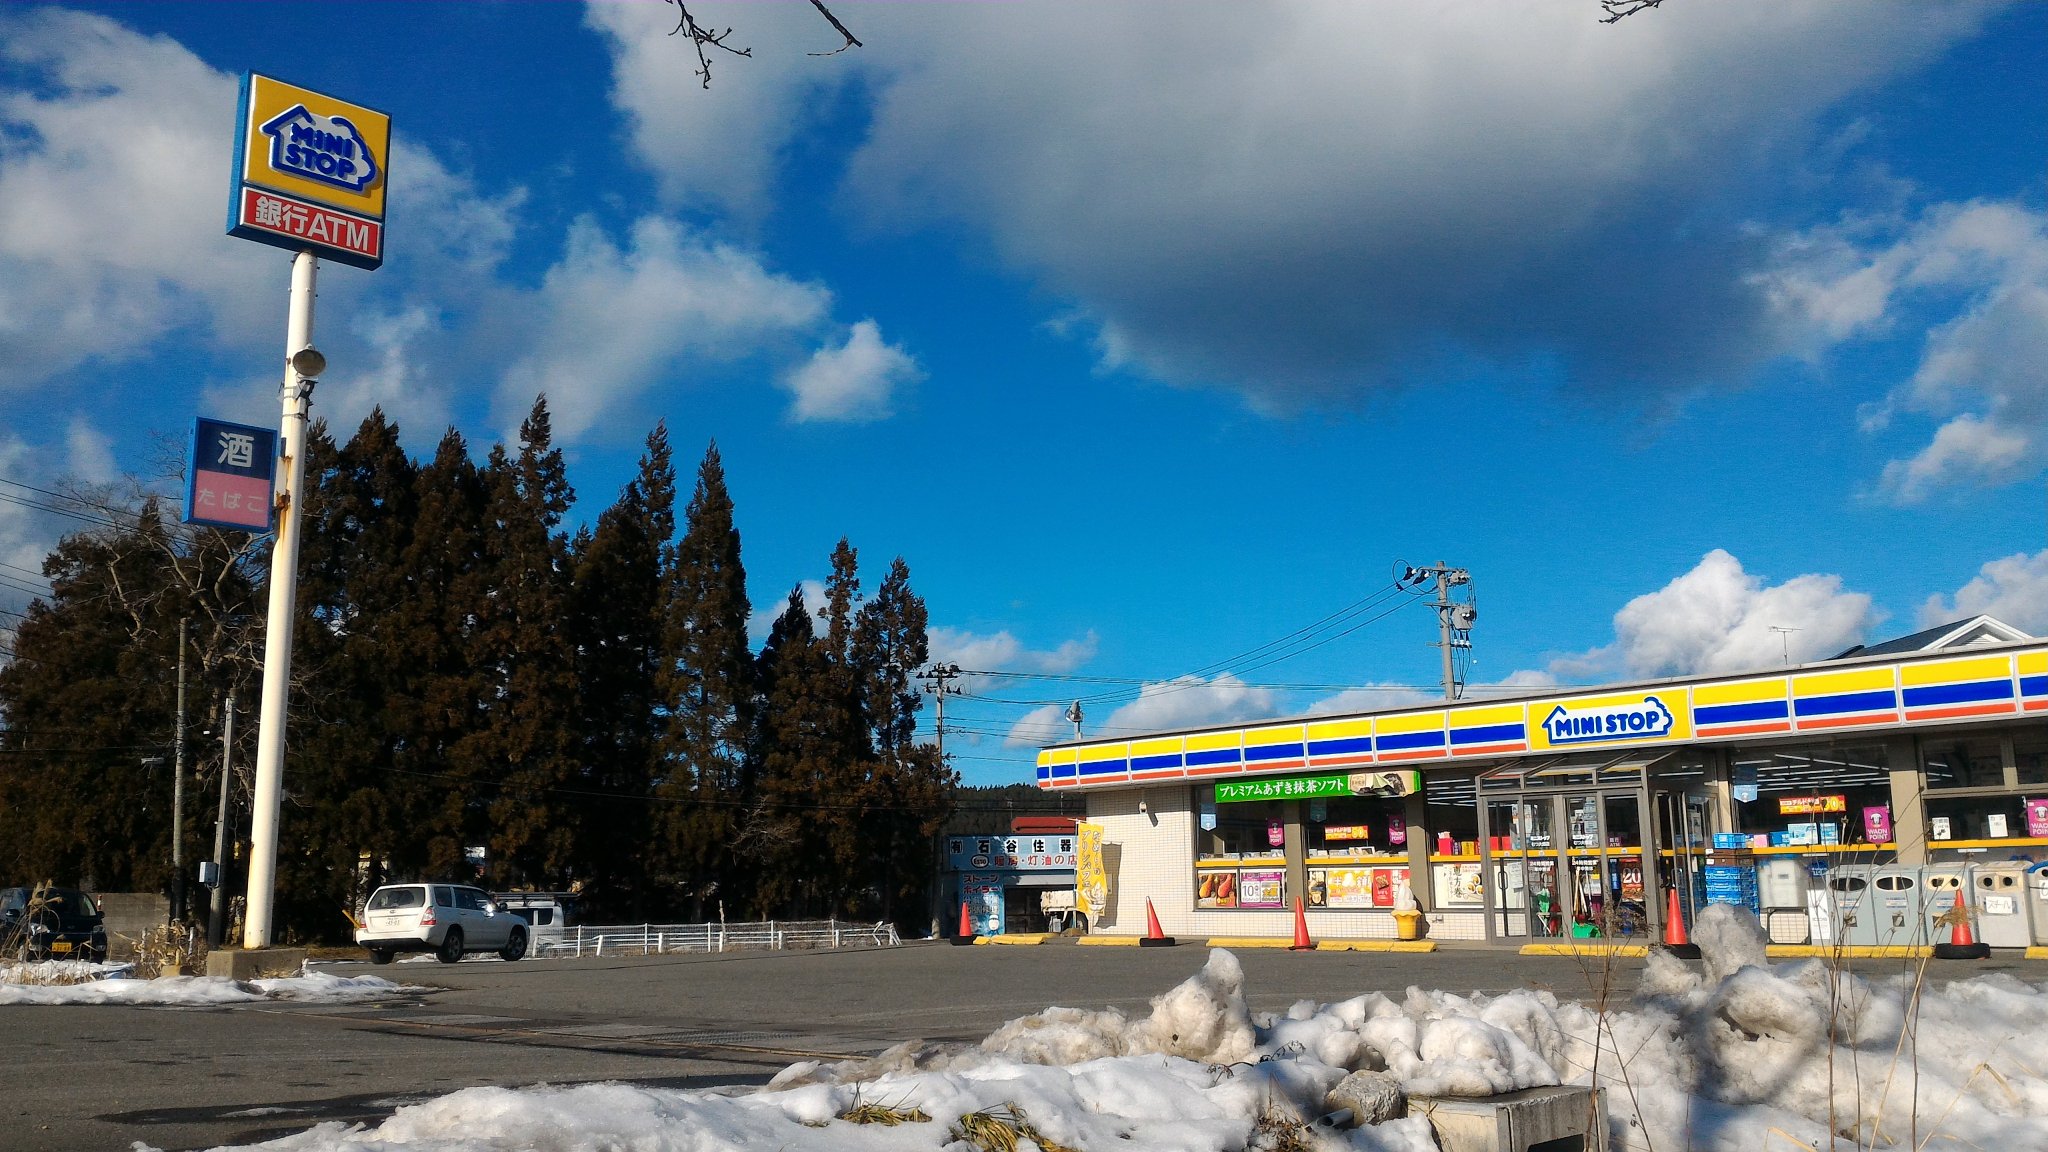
<box><xmin>2</xmin><ymin>1</ymin><xmax>2045</xmax><ymax>785</ymax></box>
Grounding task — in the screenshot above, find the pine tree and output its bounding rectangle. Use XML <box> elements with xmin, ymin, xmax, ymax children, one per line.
<box><xmin>567</xmin><ymin>425</ymin><xmax>675</xmax><ymax>918</ymax></box>
<box><xmin>653</xmin><ymin>443</ymin><xmax>754</xmax><ymax>917</ymax></box>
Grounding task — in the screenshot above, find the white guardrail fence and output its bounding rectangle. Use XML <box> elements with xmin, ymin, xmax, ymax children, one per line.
<box><xmin>532</xmin><ymin>919</ymin><xmax>901</xmax><ymax>959</ymax></box>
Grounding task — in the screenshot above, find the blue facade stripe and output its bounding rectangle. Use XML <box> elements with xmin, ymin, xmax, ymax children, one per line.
<box><xmin>1794</xmin><ymin>689</ymin><xmax>1897</xmax><ymax>717</ymax></box>
<box><xmin>1037</xmin><ymin>764</ymin><xmax>1051</xmax><ymax>781</ymax></box>
<box><xmin>1130</xmin><ymin>753</ymin><xmax>1183</xmax><ymax>772</ymax></box>
<box><xmin>1695</xmin><ymin>700</ymin><xmax>1790</xmax><ymax>726</ymax></box>
<box><xmin>1307</xmin><ymin>736</ymin><xmax>1374</xmax><ymax>757</ymax></box>
<box><xmin>1078</xmin><ymin>758</ymin><xmax>1127</xmax><ymax>776</ymax></box>
<box><xmin>1902</xmin><ymin>680</ymin><xmax>2014</xmax><ymax>708</ymax></box>
<box><xmin>1184</xmin><ymin>747</ymin><xmax>1242</xmax><ymax>768</ymax></box>
<box><xmin>1375</xmin><ymin>729</ymin><xmax>1446</xmax><ymax>752</ymax></box>
<box><xmin>1245</xmin><ymin>741</ymin><xmax>1305</xmax><ymax>762</ymax></box>
<box><xmin>1051</xmin><ymin>762</ymin><xmax>1077</xmax><ymax>778</ymax></box>
<box><xmin>1450</xmin><ymin>722</ymin><xmax>1524</xmax><ymax>747</ymax></box>
<box><xmin>2023</xmin><ymin>675</ymin><xmax>2048</xmax><ymax>698</ymax></box>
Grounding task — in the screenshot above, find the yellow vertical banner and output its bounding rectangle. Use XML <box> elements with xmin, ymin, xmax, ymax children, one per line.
<box><xmin>1076</xmin><ymin>822</ymin><xmax>1109</xmax><ymax>919</ymax></box>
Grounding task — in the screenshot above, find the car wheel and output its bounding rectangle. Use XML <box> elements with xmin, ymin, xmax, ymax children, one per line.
<box><xmin>499</xmin><ymin>927</ymin><xmax>527</xmax><ymax>962</ymax></box>
<box><xmin>367</xmin><ymin>947</ymin><xmax>395</xmax><ymax>965</ymax></box>
<box><xmin>436</xmin><ymin>927</ymin><xmax>465</xmax><ymax>964</ymax></box>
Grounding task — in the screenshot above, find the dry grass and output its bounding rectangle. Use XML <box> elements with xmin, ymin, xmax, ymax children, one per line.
<box><xmin>949</xmin><ymin>1104</ymin><xmax>1078</xmax><ymax>1152</ymax></box>
<box><xmin>841</xmin><ymin>1100</ymin><xmax>932</xmax><ymax>1126</ymax></box>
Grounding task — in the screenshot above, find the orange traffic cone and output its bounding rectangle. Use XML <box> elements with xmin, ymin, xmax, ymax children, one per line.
<box><xmin>1139</xmin><ymin>897</ymin><xmax>1176</xmax><ymax>948</ymax></box>
<box><xmin>1932</xmin><ymin>888</ymin><xmax>1989</xmax><ymax>960</ymax></box>
<box><xmin>1660</xmin><ymin>886</ymin><xmax>1700</xmax><ymax>959</ymax></box>
<box><xmin>951</xmin><ymin>898</ymin><xmax>977</xmax><ymax>946</ymax></box>
<box><xmin>1288</xmin><ymin>895</ymin><xmax>1313</xmax><ymax>951</ymax></box>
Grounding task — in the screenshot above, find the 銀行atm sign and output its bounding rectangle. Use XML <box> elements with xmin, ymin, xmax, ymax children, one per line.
<box><xmin>227</xmin><ymin>73</ymin><xmax>389</xmax><ymax>270</ymax></box>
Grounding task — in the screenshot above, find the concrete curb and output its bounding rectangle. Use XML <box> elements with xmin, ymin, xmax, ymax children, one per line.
<box><xmin>1765</xmin><ymin>944</ymin><xmax>1933</xmax><ymax>959</ymax></box>
<box><xmin>975</xmin><ymin>934</ymin><xmax>1048</xmax><ymax>946</ymax></box>
<box><xmin>1315</xmin><ymin>940</ymin><xmax>1437</xmax><ymax>953</ymax></box>
<box><xmin>1518</xmin><ymin>942</ymin><xmax>1650</xmax><ymax>957</ymax></box>
<box><xmin>1075</xmin><ymin>936</ymin><xmax>1142</xmax><ymax>946</ymax></box>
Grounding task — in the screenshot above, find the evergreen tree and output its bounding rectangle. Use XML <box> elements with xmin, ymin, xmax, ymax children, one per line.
<box><xmin>566</xmin><ymin>425</ymin><xmax>674</xmax><ymax>918</ymax></box>
<box><xmin>744</xmin><ymin>587</ymin><xmax>831</xmax><ymax>915</ymax></box>
<box><xmin>653</xmin><ymin>443</ymin><xmax>753</xmax><ymax>917</ymax></box>
<box><xmin>471</xmin><ymin>397</ymin><xmax>582</xmax><ymax>889</ymax></box>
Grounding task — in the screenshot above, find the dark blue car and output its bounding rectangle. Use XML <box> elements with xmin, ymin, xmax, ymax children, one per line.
<box><xmin>1</xmin><ymin>886</ymin><xmax>109</xmax><ymax>962</ymax></box>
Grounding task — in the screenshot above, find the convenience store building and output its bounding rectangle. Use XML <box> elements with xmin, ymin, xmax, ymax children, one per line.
<box><xmin>1032</xmin><ymin>616</ymin><xmax>2046</xmax><ymax>943</ymax></box>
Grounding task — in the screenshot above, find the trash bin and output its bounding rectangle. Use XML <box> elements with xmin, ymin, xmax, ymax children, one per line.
<box><xmin>1972</xmin><ymin>862</ymin><xmax>2031</xmax><ymax>949</ymax></box>
<box><xmin>1868</xmin><ymin>864</ymin><xmax>1923</xmax><ymax>947</ymax></box>
<box><xmin>1920</xmin><ymin>862</ymin><xmax>1974</xmax><ymax>946</ymax></box>
<box><xmin>2032</xmin><ymin>864</ymin><xmax>2048</xmax><ymax>946</ymax></box>
<box><xmin>1758</xmin><ymin>858</ymin><xmax>1811</xmax><ymax>944</ymax></box>
<box><xmin>1827</xmin><ymin>865</ymin><xmax>1875</xmax><ymax>946</ymax></box>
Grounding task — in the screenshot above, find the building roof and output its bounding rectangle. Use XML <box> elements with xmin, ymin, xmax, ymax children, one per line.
<box><xmin>1834</xmin><ymin>615</ymin><xmax>2030</xmax><ymax>660</ymax></box>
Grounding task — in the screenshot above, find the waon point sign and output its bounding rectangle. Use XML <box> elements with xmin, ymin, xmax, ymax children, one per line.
<box><xmin>185</xmin><ymin>418</ymin><xmax>277</xmax><ymax>532</ymax></box>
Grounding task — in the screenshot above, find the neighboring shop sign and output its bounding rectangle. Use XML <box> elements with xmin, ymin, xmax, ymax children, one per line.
<box><xmin>947</xmin><ymin>834</ymin><xmax>1078</xmax><ymax>871</ymax></box>
<box><xmin>1778</xmin><ymin>795</ymin><xmax>1847</xmax><ymax>815</ymax></box>
<box><xmin>228</xmin><ymin>73</ymin><xmax>391</xmax><ymax>269</ymax></box>
<box><xmin>959</xmin><ymin>873</ymin><xmax>1005</xmax><ymax>935</ymax></box>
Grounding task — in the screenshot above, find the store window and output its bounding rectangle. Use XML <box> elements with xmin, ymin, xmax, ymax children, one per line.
<box><xmin>1926</xmin><ymin>792</ymin><xmax>2031</xmax><ymax>843</ymax></box>
<box><xmin>1729</xmin><ymin>743</ymin><xmax>1892</xmax><ymax>847</ymax></box>
<box><xmin>1194</xmin><ymin>797</ymin><xmax>1288</xmax><ymax>911</ymax></box>
<box><xmin>1923</xmin><ymin>736</ymin><xmax>2007</xmax><ymax>790</ymax></box>
<box><xmin>1305</xmin><ymin>796</ymin><xmax>1408</xmax><ymax>857</ymax></box>
<box><xmin>1425</xmin><ymin>773</ymin><xmax>1483</xmax><ymax>909</ymax></box>
<box><xmin>2014</xmin><ymin>732</ymin><xmax>2048</xmax><ymax>787</ymax></box>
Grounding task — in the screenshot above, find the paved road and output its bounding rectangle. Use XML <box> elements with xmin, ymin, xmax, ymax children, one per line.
<box><xmin>9</xmin><ymin>940</ymin><xmax>2027</xmax><ymax>1151</ymax></box>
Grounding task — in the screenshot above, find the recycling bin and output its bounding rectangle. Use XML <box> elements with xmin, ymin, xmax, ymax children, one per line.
<box><xmin>1758</xmin><ymin>858</ymin><xmax>1811</xmax><ymax>944</ymax></box>
<box><xmin>1972</xmin><ymin>862</ymin><xmax>2031</xmax><ymax>949</ymax></box>
<box><xmin>1826</xmin><ymin>865</ymin><xmax>1876</xmax><ymax>946</ymax></box>
<box><xmin>1919</xmin><ymin>863</ymin><xmax>1974</xmax><ymax>947</ymax></box>
<box><xmin>2032</xmin><ymin>864</ymin><xmax>2048</xmax><ymax>946</ymax></box>
<box><xmin>1867</xmin><ymin>864</ymin><xmax>1923</xmax><ymax>947</ymax></box>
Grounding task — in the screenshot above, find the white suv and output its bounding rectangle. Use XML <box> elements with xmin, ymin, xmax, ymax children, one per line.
<box><xmin>357</xmin><ymin>883</ymin><xmax>527</xmax><ymax>964</ymax></box>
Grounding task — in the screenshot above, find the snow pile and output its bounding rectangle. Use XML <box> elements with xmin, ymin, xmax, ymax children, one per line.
<box><xmin>0</xmin><ymin>958</ymin><xmax>133</xmax><ymax>985</ymax></box>
<box><xmin>0</xmin><ymin>970</ymin><xmax>415</xmax><ymax>1006</ymax></box>
<box><xmin>167</xmin><ymin>920</ymin><xmax>2048</xmax><ymax>1151</ymax></box>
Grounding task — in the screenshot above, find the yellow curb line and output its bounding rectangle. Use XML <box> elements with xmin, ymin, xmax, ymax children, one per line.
<box><xmin>1315</xmin><ymin>940</ymin><xmax>1438</xmax><ymax>953</ymax></box>
<box><xmin>975</xmin><ymin>934</ymin><xmax>1048</xmax><ymax>946</ymax></box>
<box><xmin>1764</xmin><ymin>944</ymin><xmax>1932</xmax><ymax>959</ymax></box>
<box><xmin>2028</xmin><ymin>946</ymin><xmax>2048</xmax><ymax>961</ymax></box>
<box><xmin>1519</xmin><ymin>943</ymin><xmax>1650</xmax><ymax>957</ymax></box>
<box><xmin>1075</xmin><ymin>936</ymin><xmax>1143</xmax><ymax>946</ymax></box>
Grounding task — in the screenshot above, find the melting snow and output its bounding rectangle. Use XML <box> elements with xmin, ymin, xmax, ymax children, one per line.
<box><xmin>136</xmin><ymin>910</ymin><xmax>2048</xmax><ymax>1150</ymax></box>
<box><xmin>0</xmin><ymin>967</ymin><xmax>416</xmax><ymax>1006</ymax></box>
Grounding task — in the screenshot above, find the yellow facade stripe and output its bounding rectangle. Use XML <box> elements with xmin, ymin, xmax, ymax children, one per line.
<box><xmin>1899</xmin><ymin>655</ymin><xmax>2013</xmax><ymax>686</ymax></box>
<box><xmin>1692</xmin><ymin>677</ymin><xmax>1789</xmax><ymax>706</ymax></box>
<box><xmin>1794</xmin><ymin>667</ymin><xmax>1896</xmax><ymax>695</ymax></box>
<box><xmin>1184</xmin><ymin>731</ymin><xmax>1242</xmax><ymax>753</ymax></box>
<box><xmin>2021</xmin><ymin>653</ymin><xmax>2048</xmax><ymax>677</ymax></box>
<box><xmin>1306</xmin><ymin>718</ymin><xmax>1374</xmax><ymax>740</ymax></box>
<box><xmin>1077</xmin><ymin>742</ymin><xmax>1130</xmax><ymax>762</ymax></box>
<box><xmin>1243</xmin><ymin>724</ymin><xmax>1306</xmax><ymax>743</ymax></box>
<box><xmin>1449</xmin><ymin>703</ymin><xmax>1523</xmax><ymax>727</ymax></box>
<box><xmin>1129</xmin><ymin>737</ymin><xmax>1182</xmax><ymax>758</ymax></box>
<box><xmin>1042</xmin><ymin>748</ymin><xmax>1077</xmax><ymax>766</ymax></box>
<box><xmin>1375</xmin><ymin>710</ymin><xmax>1447</xmax><ymax>734</ymax></box>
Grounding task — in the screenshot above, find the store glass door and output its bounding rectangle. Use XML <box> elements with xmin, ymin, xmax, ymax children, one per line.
<box><xmin>1484</xmin><ymin>798</ymin><xmax>1560</xmax><ymax>938</ymax></box>
<box><xmin>1655</xmin><ymin>790</ymin><xmax>1711</xmax><ymax>938</ymax></box>
<box><xmin>1561</xmin><ymin>792</ymin><xmax>1647</xmax><ymax>938</ymax></box>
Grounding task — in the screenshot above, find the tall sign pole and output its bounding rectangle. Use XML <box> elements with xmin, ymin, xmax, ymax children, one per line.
<box><xmin>223</xmin><ymin>72</ymin><xmax>388</xmax><ymax>949</ymax></box>
<box><xmin>243</xmin><ymin>251</ymin><xmax>321</xmax><ymax>949</ymax></box>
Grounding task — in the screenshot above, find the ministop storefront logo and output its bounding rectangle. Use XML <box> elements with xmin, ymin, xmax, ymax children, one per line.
<box><xmin>228</xmin><ymin>73</ymin><xmax>389</xmax><ymax>270</ymax></box>
<box><xmin>1541</xmin><ymin>695</ymin><xmax>1676</xmax><ymax>745</ymax></box>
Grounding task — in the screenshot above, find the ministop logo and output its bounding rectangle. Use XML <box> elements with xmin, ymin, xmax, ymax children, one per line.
<box><xmin>1542</xmin><ymin>695</ymin><xmax>1675</xmax><ymax>745</ymax></box>
<box><xmin>260</xmin><ymin>104</ymin><xmax>379</xmax><ymax>192</ymax></box>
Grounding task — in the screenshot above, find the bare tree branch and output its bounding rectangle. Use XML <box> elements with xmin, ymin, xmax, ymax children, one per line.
<box><xmin>806</xmin><ymin>0</ymin><xmax>863</xmax><ymax>56</ymax></box>
<box><xmin>667</xmin><ymin>2</ymin><xmax>754</xmax><ymax>91</ymax></box>
<box><xmin>1599</xmin><ymin>0</ymin><xmax>1667</xmax><ymax>23</ymax></box>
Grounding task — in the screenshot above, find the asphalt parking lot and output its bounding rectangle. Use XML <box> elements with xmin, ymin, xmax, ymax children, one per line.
<box><xmin>8</xmin><ymin>939</ymin><xmax>2029</xmax><ymax>1151</ymax></box>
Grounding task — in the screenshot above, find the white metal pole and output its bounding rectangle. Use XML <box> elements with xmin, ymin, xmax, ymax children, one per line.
<box><xmin>243</xmin><ymin>248</ymin><xmax>318</xmax><ymax>949</ymax></box>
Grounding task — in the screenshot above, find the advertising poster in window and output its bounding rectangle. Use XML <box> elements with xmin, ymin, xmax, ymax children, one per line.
<box><xmin>1197</xmin><ymin>869</ymin><xmax>1238</xmax><ymax>908</ymax></box>
<box><xmin>2028</xmin><ymin>798</ymin><xmax>2048</xmax><ymax>838</ymax></box>
<box><xmin>1237</xmin><ymin>870</ymin><xmax>1287</xmax><ymax>909</ymax></box>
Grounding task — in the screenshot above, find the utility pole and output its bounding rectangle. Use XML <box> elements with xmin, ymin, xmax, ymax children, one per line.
<box><xmin>171</xmin><ymin>617</ymin><xmax>188</xmax><ymax>924</ymax></box>
<box><xmin>918</xmin><ymin>662</ymin><xmax>964</xmax><ymax>759</ymax></box>
<box><xmin>1065</xmin><ymin>700</ymin><xmax>1084</xmax><ymax>739</ymax></box>
<box><xmin>209</xmin><ymin>692</ymin><xmax>236</xmax><ymax>948</ymax></box>
<box><xmin>1403</xmin><ymin>563</ymin><xmax>1475</xmax><ymax>700</ymax></box>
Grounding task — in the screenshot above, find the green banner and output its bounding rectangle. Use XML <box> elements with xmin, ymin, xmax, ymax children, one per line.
<box><xmin>1215</xmin><ymin>774</ymin><xmax>1350</xmax><ymax>804</ymax></box>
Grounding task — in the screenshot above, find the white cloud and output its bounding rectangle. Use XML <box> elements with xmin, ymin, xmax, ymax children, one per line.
<box><xmin>1101</xmin><ymin>674</ymin><xmax>1282</xmax><ymax>736</ymax></box>
<box><xmin>780</xmin><ymin>320</ymin><xmax>921</xmax><ymax>423</ymax></box>
<box><xmin>1762</xmin><ymin>200</ymin><xmax>2048</xmax><ymax>501</ymax></box>
<box><xmin>596</xmin><ymin>1</ymin><xmax>1987</xmax><ymax>406</ymax></box>
<box><xmin>1004</xmin><ymin>704</ymin><xmax>1070</xmax><ymax>749</ymax></box>
<box><xmin>1922</xmin><ymin>549</ymin><xmax>2048</xmax><ymax>635</ymax></box>
<box><xmin>497</xmin><ymin>216</ymin><xmax>831</xmax><ymax>441</ymax></box>
<box><xmin>929</xmin><ymin>627</ymin><xmax>1097</xmax><ymax>675</ymax></box>
<box><xmin>1557</xmin><ymin>549</ymin><xmax>1877</xmax><ymax>679</ymax></box>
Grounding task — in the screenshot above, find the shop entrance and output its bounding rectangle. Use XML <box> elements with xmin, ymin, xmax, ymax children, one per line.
<box><xmin>1477</xmin><ymin>753</ymin><xmax>1701</xmax><ymax>942</ymax></box>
